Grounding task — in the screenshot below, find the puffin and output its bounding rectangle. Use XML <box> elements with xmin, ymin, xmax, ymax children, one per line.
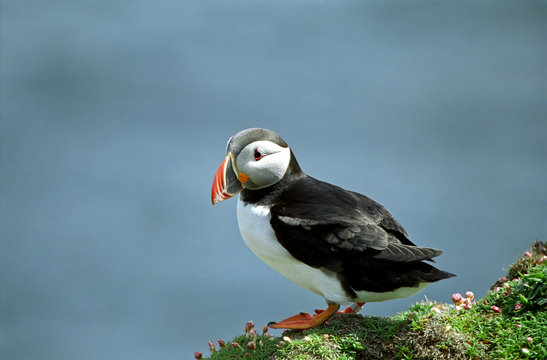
<box><xmin>211</xmin><ymin>128</ymin><xmax>455</xmax><ymax>329</ymax></box>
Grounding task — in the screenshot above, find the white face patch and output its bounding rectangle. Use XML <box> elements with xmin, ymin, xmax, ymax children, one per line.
<box><xmin>235</xmin><ymin>141</ymin><xmax>291</xmax><ymax>189</ymax></box>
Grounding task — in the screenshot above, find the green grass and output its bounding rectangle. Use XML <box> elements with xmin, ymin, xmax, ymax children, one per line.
<box><xmin>198</xmin><ymin>241</ymin><xmax>547</xmax><ymax>360</ymax></box>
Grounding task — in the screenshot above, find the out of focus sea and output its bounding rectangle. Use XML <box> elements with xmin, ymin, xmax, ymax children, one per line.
<box><xmin>1</xmin><ymin>1</ymin><xmax>546</xmax><ymax>359</ymax></box>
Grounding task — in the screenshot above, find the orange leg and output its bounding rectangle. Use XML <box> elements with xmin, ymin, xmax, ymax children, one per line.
<box><xmin>315</xmin><ymin>302</ymin><xmax>366</xmax><ymax>315</ymax></box>
<box><xmin>268</xmin><ymin>303</ymin><xmax>341</xmax><ymax>330</ymax></box>
<box><xmin>341</xmin><ymin>302</ymin><xmax>366</xmax><ymax>314</ymax></box>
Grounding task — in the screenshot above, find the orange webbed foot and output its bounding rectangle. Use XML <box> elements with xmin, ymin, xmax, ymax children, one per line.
<box><xmin>268</xmin><ymin>303</ymin><xmax>341</xmax><ymax>330</ymax></box>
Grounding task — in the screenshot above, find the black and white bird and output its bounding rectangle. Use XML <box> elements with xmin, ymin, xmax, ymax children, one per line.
<box><xmin>211</xmin><ymin>128</ymin><xmax>455</xmax><ymax>329</ymax></box>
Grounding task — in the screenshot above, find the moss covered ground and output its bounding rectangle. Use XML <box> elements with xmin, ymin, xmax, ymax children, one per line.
<box><xmin>196</xmin><ymin>241</ymin><xmax>546</xmax><ymax>359</ymax></box>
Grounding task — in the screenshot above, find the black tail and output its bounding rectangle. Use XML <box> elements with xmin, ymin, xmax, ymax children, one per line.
<box><xmin>343</xmin><ymin>261</ymin><xmax>456</xmax><ymax>293</ymax></box>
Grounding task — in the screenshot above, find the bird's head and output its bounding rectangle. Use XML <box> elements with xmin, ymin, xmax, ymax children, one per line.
<box><xmin>211</xmin><ymin>128</ymin><xmax>296</xmax><ymax>204</ymax></box>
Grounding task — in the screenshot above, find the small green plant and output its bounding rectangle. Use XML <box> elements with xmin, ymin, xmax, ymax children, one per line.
<box><xmin>395</xmin><ymin>344</ymin><xmax>414</xmax><ymax>359</ymax></box>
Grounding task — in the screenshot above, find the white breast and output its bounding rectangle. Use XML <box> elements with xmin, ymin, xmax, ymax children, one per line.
<box><xmin>236</xmin><ymin>198</ymin><xmax>351</xmax><ymax>304</ymax></box>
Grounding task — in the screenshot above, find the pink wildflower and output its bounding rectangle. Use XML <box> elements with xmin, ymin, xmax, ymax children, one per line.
<box><xmin>451</xmin><ymin>293</ymin><xmax>463</xmax><ymax>304</ymax></box>
<box><xmin>244</xmin><ymin>321</ymin><xmax>254</xmax><ymax>333</ymax></box>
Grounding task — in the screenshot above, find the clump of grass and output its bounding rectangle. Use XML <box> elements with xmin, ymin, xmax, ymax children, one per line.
<box><xmin>277</xmin><ymin>313</ymin><xmax>408</xmax><ymax>359</ymax></box>
<box><xmin>461</xmin><ymin>242</ymin><xmax>547</xmax><ymax>358</ymax></box>
<box><xmin>389</xmin><ymin>302</ymin><xmax>482</xmax><ymax>359</ymax></box>
<box><xmin>197</xmin><ymin>241</ymin><xmax>546</xmax><ymax>359</ymax></box>
<box><xmin>196</xmin><ymin>321</ymin><xmax>281</xmax><ymax>360</ymax></box>
<box><xmin>484</xmin><ymin>266</ymin><xmax>547</xmax><ymax>314</ymax></box>
<box><xmin>416</xmin><ymin>241</ymin><xmax>547</xmax><ymax>359</ymax></box>
<box><xmin>274</xmin><ymin>332</ymin><xmax>363</xmax><ymax>360</ymax></box>
<box><xmin>491</xmin><ymin>241</ymin><xmax>547</xmax><ymax>290</ymax></box>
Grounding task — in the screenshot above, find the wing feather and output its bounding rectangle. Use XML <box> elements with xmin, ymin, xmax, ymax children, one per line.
<box><xmin>270</xmin><ymin>176</ymin><xmax>442</xmax><ymax>267</ymax></box>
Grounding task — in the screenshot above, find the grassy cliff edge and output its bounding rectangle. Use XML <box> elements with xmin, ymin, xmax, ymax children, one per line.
<box><xmin>197</xmin><ymin>242</ymin><xmax>546</xmax><ymax>359</ymax></box>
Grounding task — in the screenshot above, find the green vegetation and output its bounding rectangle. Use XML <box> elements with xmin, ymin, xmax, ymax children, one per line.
<box><xmin>196</xmin><ymin>241</ymin><xmax>546</xmax><ymax>359</ymax></box>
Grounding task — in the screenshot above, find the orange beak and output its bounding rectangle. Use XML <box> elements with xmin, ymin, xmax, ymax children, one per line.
<box><xmin>211</xmin><ymin>153</ymin><xmax>242</xmax><ymax>204</ymax></box>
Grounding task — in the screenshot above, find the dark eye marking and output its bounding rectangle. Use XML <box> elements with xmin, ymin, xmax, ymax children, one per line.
<box><xmin>254</xmin><ymin>149</ymin><xmax>263</xmax><ymax>161</ymax></box>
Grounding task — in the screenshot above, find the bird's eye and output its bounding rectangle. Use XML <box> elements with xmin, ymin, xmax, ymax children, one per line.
<box><xmin>254</xmin><ymin>149</ymin><xmax>263</xmax><ymax>161</ymax></box>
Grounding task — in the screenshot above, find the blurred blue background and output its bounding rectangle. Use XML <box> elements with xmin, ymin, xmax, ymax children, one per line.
<box><xmin>1</xmin><ymin>1</ymin><xmax>546</xmax><ymax>359</ymax></box>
